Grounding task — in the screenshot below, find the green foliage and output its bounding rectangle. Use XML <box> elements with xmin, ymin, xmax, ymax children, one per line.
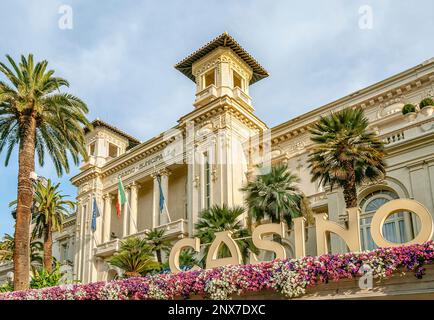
<box><xmin>31</xmin><ymin>179</ymin><xmax>75</xmax><ymax>239</ymax></box>
<box><xmin>194</xmin><ymin>205</ymin><xmax>257</xmax><ymax>266</ymax></box>
<box><xmin>402</xmin><ymin>104</ymin><xmax>416</xmax><ymax>115</ymax></box>
<box><xmin>30</xmin><ymin>264</ymin><xmax>63</xmax><ymax>289</ymax></box>
<box><xmin>144</xmin><ymin>229</ymin><xmax>172</xmax><ymax>264</ymax></box>
<box><xmin>299</xmin><ymin>194</ymin><xmax>315</xmax><ymax>226</ymax></box>
<box><xmin>179</xmin><ymin>249</ymin><xmax>199</xmax><ymax>268</ymax></box>
<box><xmin>0</xmin><ymin>281</ymin><xmax>13</xmax><ymax>293</ymax></box>
<box><xmin>307</xmin><ymin>108</ymin><xmax>386</xmax><ymax>208</ymax></box>
<box><xmin>108</xmin><ymin>237</ymin><xmax>160</xmax><ymax>277</ymax></box>
<box><xmin>0</xmin><ymin>233</ymin><xmax>43</xmax><ymax>266</ymax></box>
<box><xmin>0</xmin><ymin>233</ymin><xmax>14</xmax><ymax>262</ymax></box>
<box><xmin>0</xmin><ymin>54</ymin><xmax>90</xmax><ymax>175</ymax></box>
<box><xmin>419</xmin><ymin>98</ymin><xmax>434</xmax><ymax>109</ymax></box>
<box><xmin>242</xmin><ymin>164</ymin><xmax>302</xmax><ymax>225</ymax></box>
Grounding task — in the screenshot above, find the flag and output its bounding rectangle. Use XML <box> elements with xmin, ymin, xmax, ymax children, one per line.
<box><xmin>157</xmin><ymin>175</ymin><xmax>165</xmax><ymax>213</ymax></box>
<box><xmin>116</xmin><ymin>177</ymin><xmax>127</xmax><ymax>218</ymax></box>
<box><xmin>91</xmin><ymin>196</ymin><xmax>100</xmax><ymax>232</ymax></box>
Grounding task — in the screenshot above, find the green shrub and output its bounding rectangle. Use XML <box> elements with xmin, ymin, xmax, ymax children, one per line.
<box><xmin>419</xmin><ymin>97</ymin><xmax>434</xmax><ymax>109</ymax></box>
<box><xmin>0</xmin><ymin>281</ymin><xmax>13</xmax><ymax>293</ymax></box>
<box><xmin>30</xmin><ymin>264</ymin><xmax>63</xmax><ymax>289</ymax></box>
<box><xmin>402</xmin><ymin>104</ymin><xmax>416</xmax><ymax>115</ymax></box>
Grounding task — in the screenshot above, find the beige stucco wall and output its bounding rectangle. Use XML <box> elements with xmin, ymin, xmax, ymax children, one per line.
<box><xmin>168</xmin><ymin>166</ymin><xmax>187</xmax><ymax>221</ymax></box>
<box><xmin>137</xmin><ymin>180</ymin><xmax>153</xmax><ymax>230</ymax></box>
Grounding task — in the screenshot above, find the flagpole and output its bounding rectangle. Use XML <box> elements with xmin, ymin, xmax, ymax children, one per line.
<box><xmin>117</xmin><ymin>176</ymin><xmax>139</xmax><ymax>236</ymax></box>
<box><xmin>152</xmin><ymin>165</ymin><xmax>173</xmax><ymax>227</ymax></box>
<box><xmin>125</xmin><ymin>197</ymin><xmax>139</xmax><ymax>234</ymax></box>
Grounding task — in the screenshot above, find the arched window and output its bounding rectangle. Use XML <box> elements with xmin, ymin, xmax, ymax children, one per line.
<box><xmin>359</xmin><ymin>189</ymin><xmax>409</xmax><ymax>250</ymax></box>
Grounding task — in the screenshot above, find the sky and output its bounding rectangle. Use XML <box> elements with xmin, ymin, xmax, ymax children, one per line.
<box><xmin>1</xmin><ymin>0</ymin><xmax>434</xmax><ymax>236</ymax></box>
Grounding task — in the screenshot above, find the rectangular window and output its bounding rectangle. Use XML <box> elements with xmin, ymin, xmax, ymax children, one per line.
<box><xmin>89</xmin><ymin>142</ymin><xmax>96</xmax><ymax>156</ymax></box>
<box><xmin>108</xmin><ymin>143</ymin><xmax>119</xmax><ymax>158</ymax></box>
<box><xmin>204</xmin><ymin>152</ymin><xmax>211</xmax><ymax>209</ymax></box>
<box><xmin>233</xmin><ymin>70</ymin><xmax>242</xmax><ymax>89</ymax></box>
<box><xmin>60</xmin><ymin>242</ymin><xmax>68</xmax><ymax>262</ymax></box>
<box><xmin>204</xmin><ymin>69</ymin><xmax>215</xmax><ymax>88</ymax></box>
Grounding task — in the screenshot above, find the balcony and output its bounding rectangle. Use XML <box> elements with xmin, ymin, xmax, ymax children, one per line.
<box><xmin>232</xmin><ymin>87</ymin><xmax>252</xmax><ymax>107</ymax></box>
<box><xmin>79</xmin><ymin>156</ymin><xmax>96</xmax><ymax>170</ymax></box>
<box><xmin>382</xmin><ymin>130</ymin><xmax>405</xmax><ymax>145</ymax></box>
<box><xmin>94</xmin><ymin>219</ymin><xmax>189</xmax><ymax>257</ymax></box>
<box><xmin>194</xmin><ymin>85</ymin><xmax>218</xmax><ymax>107</ymax></box>
<box><xmin>155</xmin><ymin>219</ymin><xmax>189</xmax><ymax>239</ymax></box>
<box><xmin>94</xmin><ymin>238</ymin><xmax>120</xmax><ymax>257</ymax></box>
<box><xmin>125</xmin><ymin>219</ymin><xmax>189</xmax><ymax>240</ymax></box>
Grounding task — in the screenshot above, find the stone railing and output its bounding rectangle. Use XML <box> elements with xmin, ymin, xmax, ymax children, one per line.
<box><xmin>194</xmin><ymin>85</ymin><xmax>218</xmax><ymax>106</ymax></box>
<box><xmin>94</xmin><ymin>238</ymin><xmax>120</xmax><ymax>257</ymax></box>
<box><xmin>382</xmin><ymin>130</ymin><xmax>405</xmax><ymax>145</ymax></box>
<box><xmin>232</xmin><ymin>87</ymin><xmax>252</xmax><ymax>106</ymax></box>
<box><xmin>155</xmin><ymin>219</ymin><xmax>189</xmax><ymax>238</ymax></box>
<box><xmin>94</xmin><ymin>219</ymin><xmax>189</xmax><ymax>257</ymax></box>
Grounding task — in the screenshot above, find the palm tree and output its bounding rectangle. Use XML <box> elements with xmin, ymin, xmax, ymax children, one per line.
<box><xmin>108</xmin><ymin>237</ymin><xmax>159</xmax><ymax>278</ymax></box>
<box><xmin>0</xmin><ymin>234</ymin><xmax>14</xmax><ymax>263</ymax></box>
<box><xmin>0</xmin><ymin>54</ymin><xmax>89</xmax><ymax>290</ymax></box>
<box><xmin>194</xmin><ymin>205</ymin><xmax>257</xmax><ymax>266</ymax></box>
<box><xmin>144</xmin><ymin>229</ymin><xmax>172</xmax><ymax>264</ymax></box>
<box><xmin>179</xmin><ymin>249</ymin><xmax>199</xmax><ymax>270</ymax></box>
<box><xmin>242</xmin><ymin>164</ymin><xmax>303</xmax><ymax>226</ymax></box>
<box><xmin>308</xmin><ymin>108</ymin><xmax>386</xmax><ymax>209</ymax></box>
<box><xmin>0</xmin><ymin>233</ymin><xmax>43</xmax><ymax>267</ymax></box>
<box><xmin>31</xmin><ymin>179</ymin><xmax>75</xmax><ymax>271</ymax></box>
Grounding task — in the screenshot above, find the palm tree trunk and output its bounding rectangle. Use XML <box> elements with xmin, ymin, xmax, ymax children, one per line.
<box><xmin>124</xmin><ymin>271</ymin><xmax>141</xmax><ymax>278</ymax></box>
<box><xmin>343</xmin><ymin>165</ymin><xmax>358</xmax><ymax>208</ymax></box>
<box><xmin>156</xmin><ymin>250</ymin><xmax>162</xmax><ymax>264</ymax></box>
<box><xmin>43</xmin><ymin>221</ymin><xmax>53</xmax><ymax>272</ymax></box>
<box><xmin>13</xmin><ymin>114</ymin><xmax>36</xmax><ymax>291</ymax></box>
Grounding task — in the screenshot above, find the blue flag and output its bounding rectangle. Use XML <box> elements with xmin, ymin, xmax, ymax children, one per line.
<box><xmin>91</xmin><ymin>196</ymin><xmax>100</xmax><ymax>232</ymax></box>
<box><xmin>157</xmin><ymin>175</ymin><xmax>165</xmax><ymax>213</ymax></box>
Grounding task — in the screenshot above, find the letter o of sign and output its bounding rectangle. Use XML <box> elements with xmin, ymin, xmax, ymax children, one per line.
<box><xmin>371</xmin><ymin>199</ymin><xmax>433</xmax><ymax>247</ymax></box>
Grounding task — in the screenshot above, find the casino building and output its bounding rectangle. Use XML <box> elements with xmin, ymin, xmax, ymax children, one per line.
<box><xmin>67</xmin><ymin>33</ymin><xmax>434</xmax><ymax>294</ymax></box>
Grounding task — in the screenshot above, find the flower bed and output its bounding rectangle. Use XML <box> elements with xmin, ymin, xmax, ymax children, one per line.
<box><xmin>1</xmin><ymin>241</ymin><xmax>433</xmax><ymax>300</ymax></box>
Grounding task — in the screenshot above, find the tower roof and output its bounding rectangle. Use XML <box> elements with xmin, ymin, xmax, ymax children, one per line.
<box><xmin>85</xmin><ymin>119</ymin><xmax>141</xmax><ymax>149</ymax></box>
<box><xmin>174</xmin><ymin>32</ymin><xmax>269</xmax><ymax>85</ymax></box>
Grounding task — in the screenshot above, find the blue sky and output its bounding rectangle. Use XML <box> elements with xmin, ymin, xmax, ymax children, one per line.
<box><xmin>1</xmin><ymin>0</ymin><xmax>434</xmax><ymax>236</ymax></box>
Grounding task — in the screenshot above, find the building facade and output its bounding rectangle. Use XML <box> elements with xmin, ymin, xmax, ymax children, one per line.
<box><xmin>70</xmin><ymin>33</ymin><xmax>434</xmax><ymax>285</ymax></box>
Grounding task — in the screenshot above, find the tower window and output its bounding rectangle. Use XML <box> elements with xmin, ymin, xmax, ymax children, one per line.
<box><xmin>204</xmin><ymin>69</ymin><xmax>215</xmax><ymax>88</ymax></box>
<box><xmin>233</xmin><ymin>70</ymin><xmax>242</xmax><ymax>89</ymax></box>
<box><xmin>108</xmin><ymin>143</ymin><xmax>119</xmax><ymax>158</ymax></box>
<box><xmin>89</xmin><ymin>142</ymin><xmax>96</xmax><ymax>156</ymax></box>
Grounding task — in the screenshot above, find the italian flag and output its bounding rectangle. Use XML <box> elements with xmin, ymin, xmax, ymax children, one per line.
<box><xmin>116</xmin><ymin>177</ymin><xmax>126</xmax><ymax>218</ymax></box>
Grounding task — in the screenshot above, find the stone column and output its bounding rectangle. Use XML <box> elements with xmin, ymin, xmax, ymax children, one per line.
<box><xmin>160</xmin><ymin>169</ymin><xmax>171</xmax><ymax>225</ymax></box>
<box><xmin>82</xmin><ymin>195</ymin><xmax>92</xmax><ymax>283</ymax></box>
<box><xmin>95</xmin><ymin>196</ymin><xmax>104</xmax><ymax>244</ymax></box>
<box><xmin>129</xmin><ymin>182</ymin><xmax>139</xmax><ymax>234</ymax></box>
<box><xmin>152</xmin><ymin>173</ymin><xmax>159</xmax><ymax>228</ymax></box>
<box><xmin>88</xmin><ymin>194</ymin><xmax>102</xmax><ymax>283</ymax></box>
<box><xmin>73</xmin><ymin>200</ymin><xmax>83</xmax><ymax>280</ymax></box>
<box><xmin>122</xmin><ymin>187</ymin><xmax>130</xmax><ymax>237</ymax></box>
<box><xmin>103</xmin><ymin>194</ymin><xmax>112</xmax><ymax>243</ymax></box>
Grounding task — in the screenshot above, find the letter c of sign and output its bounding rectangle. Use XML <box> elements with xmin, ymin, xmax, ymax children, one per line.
<box><xmin>169</xmin><ymin>237</ymin><xmax>201</xmax><ymax>274</ymax></box>
<box><xmin>370</xmin><ymin>199</ymin><xmax>434</xmax><ymax>247</ymax></box>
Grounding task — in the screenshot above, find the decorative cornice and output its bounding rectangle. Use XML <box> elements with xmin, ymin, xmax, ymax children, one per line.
<box><xmin>270</xmin><ymin>65</ymin><xmax>434</xmax><ymax>146</ymax></box>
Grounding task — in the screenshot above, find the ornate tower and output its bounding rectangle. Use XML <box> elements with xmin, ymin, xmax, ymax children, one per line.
<box><xmin>174</xmin><ymin>32</ymin><xmax>269</xmax><ymax>232</ymax></box>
